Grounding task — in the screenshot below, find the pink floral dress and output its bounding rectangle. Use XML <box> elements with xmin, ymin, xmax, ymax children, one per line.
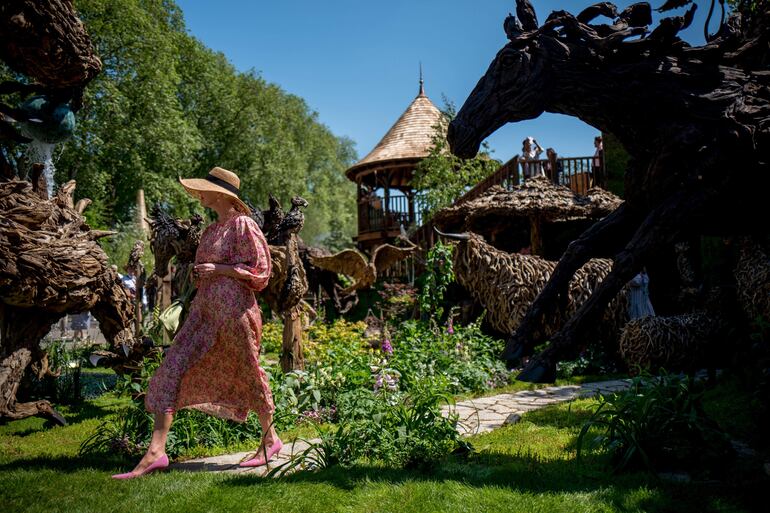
<box><xmin>145</xmin><ymin>213</ymin><xmax>274</xmax><ymax>422</ymax></box>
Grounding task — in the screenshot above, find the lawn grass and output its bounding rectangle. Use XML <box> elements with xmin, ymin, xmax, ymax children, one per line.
<box><xmin>1</xmin><ymin>379</ymin><xmax>761</xmax><ymax>513</ymax></box>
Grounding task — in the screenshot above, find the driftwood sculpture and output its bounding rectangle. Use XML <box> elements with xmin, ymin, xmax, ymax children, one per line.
<box><xmin>0</xmin><ymin>181</ymin><xmax>134</xmax><ymax>424</ymax></box>
<box><xmin>300</xmin><ymin>245</ymin><xmax>358</xmax><ymax>314</ymax></box>
<box><xmin>434</xmin><ymin>177</ymin><xmax>623</xmax><ymax>256</ymax></box>
<box><xmin>0</xmin><ymin>0</ymin><xmax>102</xmax><ymax>167</ymax></box>
<box><xmin>448</xmin><ymin>0</ymin><xmax>770</xmax><ymax>381</ymax></box>
<box><xmin>145</xmin><ymin>204</ymin><xmax>204</xmax><ymax>310</ymax></box>
<box><xmin>127</xmin><ymin>239</ymin><xmax>145</xmax><ymax>333</ymax></box>
<box><xmin>263</xmin><ymin>196</ymin><xmax>310</xmax><ymax>372</ymax></box>
<box><xmin>309</xmin><ymin>238</ymin><xmax>417</xmax><ymax>295</ymax></box>
<box><xmin>437</xmin><ymin>229</ymin><xmax>627</xmax><ymax>344</ymax></box>
<box><xmin>619</xmin><ymin>312</ymin><xmax>724</xmax><ymax>373</ymax></box>
<box><xmin>0</xmin><ymin>1</ymin><xmax>101</xmax><ymax>90</ymax></box>
<box><xmin>733</xmin><ymin>237</ymin><xmax>770</xmax><ymax>324</ymax></box>
<box><xmin>255</xmin><ymin>195</ymin><xmax>356</xmax><ymax>315</ymax></box>
<box><xmin>0</xmin><ymin>0</ymin><xmax>138</xmax><ymax>423</ymax></box>
<box><xmin>614</xmin><ymin>237</ymin><xmax>767</xmax><ymax>374</ymax></box>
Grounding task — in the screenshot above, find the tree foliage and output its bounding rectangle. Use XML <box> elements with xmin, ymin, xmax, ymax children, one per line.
<box><xmin>411</xmin><ymin>101</ymin><xmax>500</xmax><ymax>220</ymax></box>
<box><xmin>1</xmin><ymin>0</ymin><xmax>356</xmax><ymax>248</ymax></box>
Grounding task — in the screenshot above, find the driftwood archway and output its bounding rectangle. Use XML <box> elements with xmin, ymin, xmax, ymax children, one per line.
<box><xmin>448</xmin><ymin>0</ymin><xmax>770</xmax><ymax>381</ymax></box>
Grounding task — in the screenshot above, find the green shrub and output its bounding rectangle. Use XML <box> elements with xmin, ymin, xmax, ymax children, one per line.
<box><xmin>260</xmin><ymin>321</ymin><xmax>283</xmax><ymax>355</ymax></box>
<box><xmin>556</xmin><ymin>344</ymin><xmax>618</xmax><ymax>379</ymax></box>
<box><xmin>378</xmin><ymin>282</ymin><xmax>417</xmax><ymax>322</ymax></box>
<box><xmin>303</xmin><ymin>319</ymin><xmax>373</xmax><ymax>401</ymax></box>
<box><xmin>32</xmin><ymin>339</ymin><xmax>112</xmax><ymax>404</ymax></box>
<box><xmin>270</xmin><ymin>380</ymin><xmax>466</xmax><ymax>474</ymax></box>
<box><xmin>389</xmin><ymin>319</ymin><xmax>510</xmax><ymax>393</ymax></box>
<box><xmin>81</xmin><ymin>317</ymin><xmax>509</xmax><ymax>458</ymax></box>
<box><xmin>305</xmin><ymin>319</ymin><xmax>369</xmax><ymax>360</ymax></box>
<box><xmin>418</xmin><ymin>241</ymin><xmax>455</xmax><ymax>322</ymax></box>
<box><xmin>576</xmin><ymin>371</ymin><xmax>733</xmax><ymax>474</ymax></box>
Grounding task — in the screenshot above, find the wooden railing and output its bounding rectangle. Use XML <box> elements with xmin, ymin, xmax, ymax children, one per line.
<box><xmin>455</xmin><ymin>156</ymin><xmax>521</xmax><ymax>204</ymax></box>
<box><xmin>543</xmin><ymin>155</ymin><xmax>602</xmax><ymax>194</ymax></box>
<box><xmin>409</xmin><ymin>153</ymin><xmax>604</xmax><ymax>261</ymax></box>
<box><xmin>358</xmin><ymin>193</ymin><xmax>423</xmax><ymax>234</ymax></box>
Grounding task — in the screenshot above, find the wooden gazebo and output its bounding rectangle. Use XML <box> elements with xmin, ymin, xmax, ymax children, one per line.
<box><xmin>346</xmin><ymin>80</ymin><xmax>443</xmax><ymax>252</ymax></box>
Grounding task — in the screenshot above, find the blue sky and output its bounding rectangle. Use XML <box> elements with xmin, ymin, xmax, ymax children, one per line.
<box><xmin>175</xmin><ymin>0</ymin><xmax>721</xmax><ymax>164</ymax></box>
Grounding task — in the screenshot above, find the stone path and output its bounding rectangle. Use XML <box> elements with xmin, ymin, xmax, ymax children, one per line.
<box><xmin>448</xmin><ymin>379</ymin><xmax>631</xmax><ymax>436</ymax></box>
<box><xmin>170</xmin><ymin>378</ymin><xmax>631</xmax><ymax>477</ymax></box>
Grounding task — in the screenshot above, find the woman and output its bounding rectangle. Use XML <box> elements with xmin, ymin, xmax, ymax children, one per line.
<box><xmin>521</xmin><ymin>136</ymin><xmax>544</xmax><ymax>179</ymax></box>
<box><xmin>112</xmin><ymin>166</ymin><xmax>281</xmax><ymax>479</ymax></box>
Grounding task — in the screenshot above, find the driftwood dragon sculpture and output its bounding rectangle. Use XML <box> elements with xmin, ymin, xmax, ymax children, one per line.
<box><xmin>448</xmin><ymin>0</ymin><xmax>770</xmax><ymax>381</ymax></box>
<box><xmin>0</xmin><ymin>1</ymin><xmax>140</xmax><ymax>424</ymax></box>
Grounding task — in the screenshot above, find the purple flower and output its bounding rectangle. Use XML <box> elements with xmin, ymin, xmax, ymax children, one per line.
<box><xmin>446</xmin><ymin>319</ymin><xmax>455</xmax><ymax>335</ymax></box>
<box><xmin>381</xmin><ymin>339</ymin><xmax>393</xmax><ymax>355</ymax></box>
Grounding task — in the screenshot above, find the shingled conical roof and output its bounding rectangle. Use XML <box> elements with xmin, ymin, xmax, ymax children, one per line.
<box><xmin>346</xmin><ymin>82</ymin><xmax>444</xmax><ymax>180</ymax></box>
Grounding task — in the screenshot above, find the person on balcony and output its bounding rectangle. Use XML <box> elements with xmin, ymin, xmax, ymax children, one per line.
<box><xmin>521</xmin><ymin>136</ymin><xmax>544</xmax><ymax>179</ymax></box>
<box><xmin>592</xmin><ymin>135</ymin><xmax>604</xmax><ymax>185</ymax></box>
<box><xmin>543</xmin><ymin>147</ymin><xmax>564</xmax><ymax>185</ymax></box>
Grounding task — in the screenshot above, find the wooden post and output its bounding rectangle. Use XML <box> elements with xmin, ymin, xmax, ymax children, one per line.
<box><xmin>280</xmin><ymin>306</ymin><xmax>305</xmax><ymax>372</ymax></box>
<box><xmin>160</xmin><ymin>265</ymin><xmax>172</xmax><ymax>344</ymax></box>
<box><xmin>530</xmin><ymin>217</ymin><xmax>543</xmax><ymax>256</ymax></box>
<box><xmin>136</xmin><ymin>188</ymin><xmax>150</xmax><ymax>235</ymax></box>
<box><xmin>407</xmin><ymin>190</ymin><xmax>415</xmax><ymax>226</ymax></box>
<box><xmin>383</xmin><ymin>179</ymin><xmax>391</xmax><ymax>230</ymax></box>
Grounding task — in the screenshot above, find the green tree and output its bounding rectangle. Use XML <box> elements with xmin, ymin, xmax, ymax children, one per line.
<box><xmin>1</xmin><ymin>0</ymin><xmax>357</xmax><ymax>250</ymax></box>
<box><xmin>60</xmin><ymin>0</ymin><xmax>202</xmax><ymax>227</ymax></box>
<box><xmin>412</xmin><ymin>100</ymin><xmax>500</xmax><ymax>220</ymax></box>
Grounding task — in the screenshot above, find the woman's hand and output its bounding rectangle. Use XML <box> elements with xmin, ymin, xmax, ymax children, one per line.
<box><xmin>194</xmin><ymin>263</ymin><xmax>220</xmax><ymax>279</ymax></box>
<box><xmin>194</xmin><ymin>263</ymin><xmax>237</xmax><ymax>279</ymax></box>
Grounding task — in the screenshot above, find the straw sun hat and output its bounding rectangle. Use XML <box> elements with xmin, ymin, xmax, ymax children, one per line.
<box><xmin>179</xmin><ymin>166</ymin><xmax>250</xmax><ymax>214</ymax></box>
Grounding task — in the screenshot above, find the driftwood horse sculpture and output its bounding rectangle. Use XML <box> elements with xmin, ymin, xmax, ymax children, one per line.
<box><xmin>448</xmin><ymin>0</ymin><xmax>770</xmax><ymax>381</ymax></box>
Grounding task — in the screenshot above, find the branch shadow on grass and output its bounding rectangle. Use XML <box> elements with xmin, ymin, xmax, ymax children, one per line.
<box><xmin>215</xmin><ymin>450</ymin><xmax>754</xmax><ymax>513</ymax></box>
<box><xmin>0</xmin><ymin>453</ymin><xmax>128</xmax><ymax>473</ymax></box>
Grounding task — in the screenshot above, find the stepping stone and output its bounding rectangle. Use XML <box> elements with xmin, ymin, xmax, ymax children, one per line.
<box><xmin>173</xmin><ymin>437</ymin><xmax>321</xmax><ymax>474</ymax></box>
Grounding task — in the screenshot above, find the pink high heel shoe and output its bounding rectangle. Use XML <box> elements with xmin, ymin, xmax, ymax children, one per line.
<box><xmin>111</xmin><ymin>453</ymin><xmax>169</xmax><ymax>480</ymax></box>
<box><xmin>239</xmin><ymin>439</ymin><xmax>283</xmax><ymax>467</ymax></box>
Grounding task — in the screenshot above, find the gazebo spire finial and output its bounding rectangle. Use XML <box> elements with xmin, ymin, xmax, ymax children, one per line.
<box><xmin>419</xmin><ymin>62</ymin><xmax>425</xmax><ymax>97</ymax></box>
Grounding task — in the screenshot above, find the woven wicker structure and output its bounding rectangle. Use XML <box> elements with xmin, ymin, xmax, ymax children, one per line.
<box><xmin>434</xmin><ymin>176</ymin><xmax>622</xmax><ymax>256</ymax></box>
